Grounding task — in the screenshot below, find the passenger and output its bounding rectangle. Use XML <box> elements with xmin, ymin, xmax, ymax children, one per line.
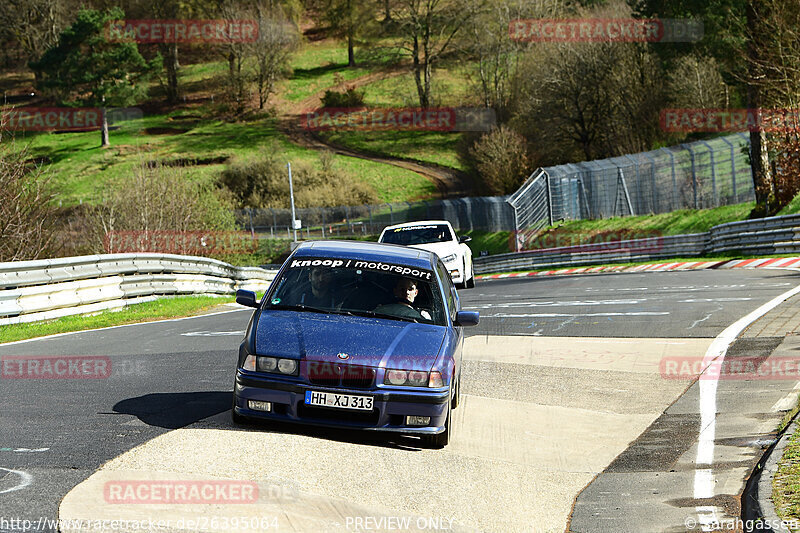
<box><xmin>375</xmin><ymin>277</ymin><xmax>432</xmax><ymax>321</ymax></box>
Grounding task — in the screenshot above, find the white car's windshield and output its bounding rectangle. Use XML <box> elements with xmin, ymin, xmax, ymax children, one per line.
<box><xmin>381</xmin><ymin>225</ymin><xmax>453</xmax><ymax>245</ymax></box>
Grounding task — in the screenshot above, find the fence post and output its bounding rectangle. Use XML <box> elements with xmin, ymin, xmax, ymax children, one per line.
<box><xmin>642</xmin><ymin>152</ymin><xmax>658</xmax><ymax>213</ymax></box>
<box><xmin>345</xmin><ymin>206</ymin><xmax>351</xmax><ymax>234</ymax></box>
<box><xmin>682</xmin><ymin>144</ymin><xmax>698</xmax><ymax>209</ymax></box>
<box><xmin>659</xmin><ymin>148</ymin><xmax>678</xmax><ymax>210</ymax></box>
<box><xmin>545</xmin><ymin>172</ymin><xmax>554</xmax><ymax>226</ymax></box>
<box><xmin>321</xmin><ymin>209</ymin><xmax>326</xmax><ymax>239</ymax></box>
<box><xmin>721</xmin><ymin>135</ymin><xmax>737</xmax><ymax>203</ymax></box>
<box><xmin>700</xmin><ymin>140</ymin><xmax>718</xmax><ymax>206</ymax></box>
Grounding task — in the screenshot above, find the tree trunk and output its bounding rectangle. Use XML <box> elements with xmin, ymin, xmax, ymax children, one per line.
<box><xmin>746</xmin><ymin>0</ymin><xmax>774</xmax><ymax>217</ymax></box>
<box><xmin>101</xmin><ymin>107</ymin><xmax>109</xmax><ymax>147</ymax></box>
<box><xmin>383</xmin><ymin>0</ymin><xmax>392</xmax><ymax>22</ymax></box>
<box><xmin>348</xmin><ymin>32</ymin><xmax>355</xmax><ymax>67</ymax></box>
<box><xmin>164</xmin><ymin>42</ymin><xmax>180</xmax><ymax>104</ymax></box>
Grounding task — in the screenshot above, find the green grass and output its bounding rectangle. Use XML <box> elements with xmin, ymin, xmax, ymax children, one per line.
<box><xmin>773</xmin><ymin>418</ymin><xmax>800</xmax><ymax>530</ymax></box>
<box><xmin>0</xmin><ymin>295</ymin><xmax>237</xmax><ymax>344</ymax></box>
<box><xmin>279</xmin><ymin>41</ymin><xmax>400</xmax><ymax>104</ymax></box>
<box><xmin>361</xmin><ymin>67</ymin><xmax>475</xmax><ymax>108</ymax></box>
<box><xmin>463</xmin><ymin>202</ymin><xmax>757</xmax><ymax>259</ymax></box>
<box><xmin>14</xmin><ymin>112</ymin><xmax>434</xmax><ymax>205</ymax></box>
<box><xmin>318</xmin><ymin>130</ymin><xmax>468</xmax><ymax>170</ymax></box>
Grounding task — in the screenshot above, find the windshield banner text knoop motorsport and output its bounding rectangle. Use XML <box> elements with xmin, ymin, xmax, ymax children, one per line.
<box><xmin>288</xmin><ymin>257</ymin><xmax>433</xmax><ymax>281</ymax></box>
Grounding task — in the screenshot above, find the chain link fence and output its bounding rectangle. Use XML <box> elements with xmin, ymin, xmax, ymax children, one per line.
<box><xmin>234</xmin><ymin>196</ymin><xmax>516</xmax><ymax>238</ymax></box>
<box><xmin>508</xmin><ymin>133</ymin><xmax>754</xmax><ymax>232</ymax></box>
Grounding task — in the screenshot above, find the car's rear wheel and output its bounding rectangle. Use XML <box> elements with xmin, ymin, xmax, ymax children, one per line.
<box><xmin>423</xmin><ymin>395</ymin><xmax>452</xmax><ymax>448</ymax></box>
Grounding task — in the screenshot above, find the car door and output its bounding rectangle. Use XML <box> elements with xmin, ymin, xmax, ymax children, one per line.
<box><xmin>436</xmin><ymin>259</ymin><xmax>463</xmax><ymax>388</ymax></box>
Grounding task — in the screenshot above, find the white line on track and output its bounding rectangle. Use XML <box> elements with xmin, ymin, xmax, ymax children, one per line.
<box><xmin>693</xmin><ymin>282</ymin><xmax>800</xmax><ymax>531</ymax></box>
<box><xmin>481</xmin><ymin>312</ymin><xmax>669</xmax><ymax>318</ymax></box>
<box><xmin>0</xmin><ymin>467</ymin><xmax>32</xmax><ymax>494</ymax></box>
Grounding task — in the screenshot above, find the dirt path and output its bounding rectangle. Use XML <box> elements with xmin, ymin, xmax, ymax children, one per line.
<box><xmin>275</xmin><ymin>67</ymin><xmax>476</xmax><ymax>198</ymax></box>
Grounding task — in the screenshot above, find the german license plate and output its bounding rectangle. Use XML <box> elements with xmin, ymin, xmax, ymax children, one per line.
<box><xmin>304</xmin><ymin>390</ymin><xmax>374</xmax><ymax>411</ymax></box>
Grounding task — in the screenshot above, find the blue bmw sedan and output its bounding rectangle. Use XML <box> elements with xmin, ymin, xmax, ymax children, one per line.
<box><xmin>232</xmin><ymin>240</ymin><xmax>479</xmax><ymax>447</ymax></box>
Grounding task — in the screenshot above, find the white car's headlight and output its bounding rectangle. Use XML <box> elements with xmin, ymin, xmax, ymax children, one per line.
<box><xmin>441</xmin><ymin>253</ymin><xmax>457</xmax><ymax>263</ymax></box>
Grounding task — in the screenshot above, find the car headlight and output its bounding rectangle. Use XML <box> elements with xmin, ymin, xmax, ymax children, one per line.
<box><xmin>441</xmin><ymin>253</ymin><xmax>457</xmax><ymax>263</ymax></box>
<box><xmin>244</xmin><ymin>355</ymin><xmax>299</xmax><ymax>376</ymax></box>
<box><xmin>386</xmin><ymin>369</ymin><xmax>408</xmax><ymax>385</ymax></box>
<box><xmin>277</xmin><ymin>358</ymin><xmax>298</xmax><ymax>375</ymax></box>
<box><xmin>257</xmin><ymin>357</ymin><xmax>278</xmax><ymax>372</ymax></box>
<box><xmin>384</xmin><ymin>369</ymin><xmax>435</xmax><ymax>387</ymax></box>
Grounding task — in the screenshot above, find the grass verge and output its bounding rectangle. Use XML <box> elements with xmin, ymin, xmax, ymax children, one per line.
<box><xmin>773</xmin><ymin>415</ymin><xmax>800</xmax><ymax>528</ymax></box>
<box><xmin>0</xmin><ymin>294</ymin><xmax>240</xmax><ymax>344</ymax></box>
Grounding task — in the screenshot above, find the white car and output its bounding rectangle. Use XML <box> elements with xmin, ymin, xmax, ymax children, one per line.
<box><xmin>378</xmin><ymin>220</ymin><xmax>475</xmax><ymax>288</ymax></box>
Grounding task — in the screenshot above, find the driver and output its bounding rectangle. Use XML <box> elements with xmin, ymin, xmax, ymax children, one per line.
<box><xmin>374</xmin><ymin>277</ymin><xmax>432</xmax><ymax>321</ymax></box>
<box><xmin>301</xmin><ymin>267</ymin><xmax>339</xmax><ymax>308</ymax></box>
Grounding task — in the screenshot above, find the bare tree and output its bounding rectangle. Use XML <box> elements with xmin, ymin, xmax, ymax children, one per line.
<box><xmin>0</xmin><ymin>0</ymin><xmax>70</xmax><ymax>83</ymax></box>
<box><xmin>249</xmin><ymin>3</ymin><xmax>300</xmax><ymax>109</ymax></box>
<box><xmin>0</xmin><ymin>138</ymin><xmax>56</xmax><ymax>261</ymax></box>
<box><xmin>393</xmin><ymin>0</ymin><xmax>484</xmax><ymax>108</ymax></box>
<box><xmin>463</xmin><ymin>0</ymin><xmax>564</xmax><ymax>118</ymax></box>
<box><xmin>742</xmin><ymin>0</ymin><xmax>800</xmax><ymax>214</ymax></box>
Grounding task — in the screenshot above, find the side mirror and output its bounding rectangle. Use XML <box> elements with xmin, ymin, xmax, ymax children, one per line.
<box><xmin>454</xmin><ymin>311</ymin><xmax>479</xmax><ymax>327</ymax></box>
<box><xmin>458</xmin><ymin>235</ymin><xmax>472</xmax><ymax>244</ymax></box>
<box><xmin>236</xmin><ymin>289</ymin><xmax>259</xmax><ymax>308</ymax></box>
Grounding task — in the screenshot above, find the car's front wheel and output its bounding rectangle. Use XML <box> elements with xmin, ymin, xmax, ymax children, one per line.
<box><xmin>465</xmin><ymin>262</ymin><xmax>475</xmax><ymax>289</ymax></box>
<box><xmin>423</xmin><ymin>395</ymin><xmax>452</xmax><ymax>448</ymax></box>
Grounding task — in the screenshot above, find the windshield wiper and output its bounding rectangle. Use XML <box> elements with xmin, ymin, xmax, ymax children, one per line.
<box><xmin>267</xmin><ymin>303</ymin><xmax>331</xmax><ymax>314</ymax></box>
<box><xmin>346</xmin><ymin>310</ymin><xmax>419</xmax><ymax>323</ymax></box>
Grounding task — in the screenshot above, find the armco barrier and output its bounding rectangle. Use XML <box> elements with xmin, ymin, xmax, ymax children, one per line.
<box><xmin>474</xmin><ymin>213</ymin><xmax>800</xmax><ymax>275</ymax></box>
<box><xmin>0</xmin><ymin>253</ymin><xmax>278</xmax><ymax>326</ymax></box>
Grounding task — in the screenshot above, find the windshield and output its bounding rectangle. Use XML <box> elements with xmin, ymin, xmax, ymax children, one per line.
<box><xmin>265</xmin><ymin>257</ymin><xmax>447</xmax><ymax>326</ymax></box>
<box><xmin>380</xmin><ymin>225</ymin><xmax>453</xmax><ymax>245</ymax></box>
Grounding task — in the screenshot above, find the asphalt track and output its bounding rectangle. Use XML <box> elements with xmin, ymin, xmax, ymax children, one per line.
<box><xmin>0</xmin><ymin>269</ymin><xmax>798</xmax><ymax>532</ymax></box>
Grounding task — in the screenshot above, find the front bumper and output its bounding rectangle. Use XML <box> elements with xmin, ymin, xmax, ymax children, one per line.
<box><xmin>233</xmin><ymin>372</ymin><xmax>450</xmax><ymax>435</ymax></box>
<box><xmin>447</xmin><ymin>264</ymin><xmax>463</xmax><ymax>283</ymax></box>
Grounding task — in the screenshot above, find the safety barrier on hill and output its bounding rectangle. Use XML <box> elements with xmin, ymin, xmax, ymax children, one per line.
<box><xmin>474</xmin><ymin>213</ymin><xmax>800</xmax><ymax>275</ymax></box>
<box><xmin>0</xmin><ymin>254</ymin><xmax>277</xmax><ymax>325</ymax></box>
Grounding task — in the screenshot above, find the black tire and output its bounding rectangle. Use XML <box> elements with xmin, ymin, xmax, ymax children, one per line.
<box><xmin>451</xmin><ymin>372</ymin><xmax>462</xmax><ymax>409</ymax></box>
<box><xmin>458</xmin><ymin>261</ymin><xmax>468</xmax><ymax>290</ymax></box>
<box><xmin>423</xmin><ymin>396</ymin><xmax>452</xmax><ymax>448</ymax></box>
<box><xmin>465</xmin><ymin>263</ymin><xmax>475</xmax><ymax>288</ymax></box>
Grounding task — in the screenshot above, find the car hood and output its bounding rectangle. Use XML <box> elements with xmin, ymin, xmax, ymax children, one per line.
<box><xmin>254</xmin><ymin>310</ymin><xmax>446</xmax><ymax>370</ymax></box>
<box><xmin>407</xmin><ymin>242</ymin><xmax>461</xmax><ymax>258</ymax></box>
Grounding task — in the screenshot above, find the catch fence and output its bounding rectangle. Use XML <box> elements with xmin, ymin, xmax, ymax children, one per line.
<box><xmin>508</xmin><ymin>133</ymin><xmax>754</xmax><ymax>236</ymax></box>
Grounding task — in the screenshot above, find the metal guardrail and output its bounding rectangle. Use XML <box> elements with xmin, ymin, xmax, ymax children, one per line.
<box><xmin>0</xmin><ymin>254</ymin><xmax>278</xmax><ymax>325</ymax></box>
<box><xmin>474</xmin><ymin>213</ymin><xmax>800</xmax><ymax>275</ymax></box>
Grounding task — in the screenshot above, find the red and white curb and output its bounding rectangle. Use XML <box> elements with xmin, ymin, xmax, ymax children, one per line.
<box><xmin>476</xmin><ymin>256</ymin><xmax>800</xmax><ymax>280</ymax></box>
